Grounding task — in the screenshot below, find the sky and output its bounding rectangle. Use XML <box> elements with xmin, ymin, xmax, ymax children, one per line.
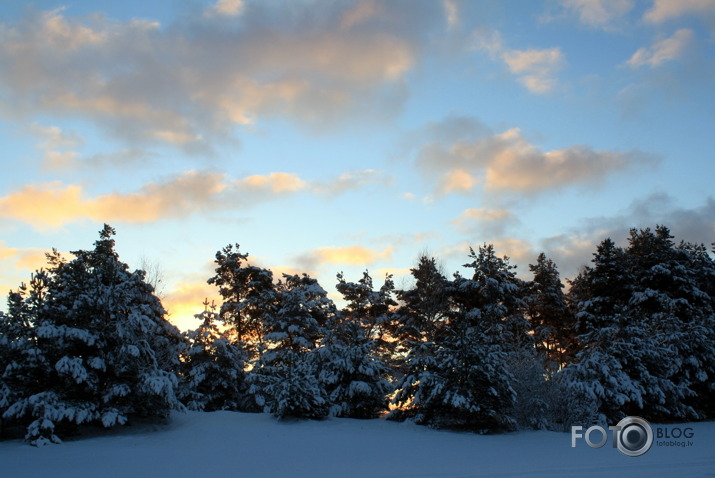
<box><xmin>1</xmin><ymin>0</ymin><xmax>714</xmax><ymax>331</ymax></box>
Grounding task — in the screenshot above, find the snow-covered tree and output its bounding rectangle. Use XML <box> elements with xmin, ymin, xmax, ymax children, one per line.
<box><xmin>525</xmin><ymin>253</ymin><xmax>574</xmax><ymax>370</ymax></box>
<box><xmin>676</xmin><ymin>240</ymin><xmax>715</xmax><ymax>418</ymax></box>
<box><xmin>391</xmin><ymin>245</ymin><xmax>522</xmax><ymax>432</ymax></box>
<box><xmin>208</xmin><ymin>244</ymin><xmax>277</xmax><ymax>351</ymax></box>
<box><xmin>392</xmin><ymin>255</ymin><xmax>450</xmax><ymax>346</ymax></box>
<box><xmin>319</xmin><ymin>271</ymin><xmax>394</xmax><ymax>419</ymax></box>
<box><xmin>248</xmin><ymin>274</ymin><xmax>334</xmax><ymax>419</ymax></box>
<box><xmin>180</xmin><ymin>300</ymin><xmax>251</xmax><ymax>412</ymax></box>
<box><xmin>565</xmin><ymin>236</ymin><xmax>653</xmax><ymax>423</ymax></box>
<box><xmin>0</xmin><ymin>225</ymin><xmax>184</xmax><ymax>445</ymax></box>
<box><xmin>335</xmin><ymin>270</ymin><xmax>397</xmax><ymax>361</ymax></box>
<box><xmin>627</xmin><ymin>227</ymin><xmax>715</xmax><ymax>419</ymax></box>
<box><xmin>0</xmin><ymin>272</ymin><xmax>52</xmax><ymax>439</ymax></box>
<box><xmin>564</xmin><ymin>227</ymin><xmax>715</xmax><ymax>423</ymax></box>
<box><xmin>392</xmin><ymin>273</ymin><xmax>516</xmax><ymax>432</ymax></box>
<box><xmin>463</xmin><ymin>244</ymin><xmax>531</xmax><ymax>351</ymax></box>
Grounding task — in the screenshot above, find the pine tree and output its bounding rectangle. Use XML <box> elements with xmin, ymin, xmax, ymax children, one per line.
<box><xmin>676</xmin><ymin>240</ymin><xmax>715</xmax><ymax>418</ymax></box>
<box><xmin>0</xmin><ymin>225</ymin><xmax>184</xmax><ymax>445</ymax></box>
<box><xmin>0</xmin><ymin>273</ymin><xmax>52</xmax><ymax>439</ymax></box>
<box><xmin>392</xmin><ymin>273</ymin><xmax>516</xmax><ymax>432</ymax></box>
<box><xmin>462</xmin><ymin>244</ymin><xmax>531</xmax><ymax>351</ymax></box>
<box><xmin>392</xmin><ymin>255</ymin><xmax>450</xmax><ymax>346</ymax></box>
<box><xmin>335</xmin><ymin>270</ymin><xmax>397</xmax><ymax>361</ymax></box>
<box><xmin>208</xmin><ymin>244</ymin><xmax>276</xmax><ymax>350</ymax></box>
<box><xmin>248</xmin><ymin>274</ymin><xmax>334</xmax><ymax>419</ymax></box>
<box><xmin>564</xmin><ymin>237</ymin><xmax>646</xmax><ymax>423</ymax></box>
<box><xmin>319</xmin><ymin>271</ymin><xmax>394</xmax><ymax>419</ymax></box>
<box><xmin>526</xmin><ymin>253</ymin><xmax>574</xmax><ymax>370</ymax></box>
<box><xmin>391</xmin><ymin>245</ymin><xmax>521</xmax><ymax>432</ymax></box>
<box><xmin>562</xmin><ymin>227</ymin><xmax>715</xmax><ymax>423</ymax></box>
<box><xmin>180</xmin><ymin>300</ymin><xmax>251</xmax><ymax>412</ymax></box>
<box><xmin>626</xmin><ymin>226</ymin><xmax>715</xmax><ymax>419</ymax></box>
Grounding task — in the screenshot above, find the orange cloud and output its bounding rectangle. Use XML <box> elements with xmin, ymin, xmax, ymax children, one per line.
<box><xmin>0</xmin><ymin>169</ymin><xmax>383</xmax><ymax>229</ymax></box>
<box><xmin>0</xmin><ymin>182</ymin><xmax>89</xmax><ymax>228</ymax></box>
<box><xmin>315</xmin><ymin>245</ymin><xmax>394</xmax><ymax>265</ymax></box>
<box><xmin>0</xmin><ymin>243</ymin><xmax>59</xmax><ymax>311</ymax></box>
<box><xmin>297</xmin><ymin>245</ymin><xmax>395</xmax><ymax>272</ymax></box>
<box><xmin>437</xmin><ymin>169</ymin><xmax>478</xmax><ymax>195</ymax></box>
<box><xmin>0</xmin><ymin>171</ymin><xmax>226</xmax><ymax>228</ymax></box>
<box><xmin>0</xmin><ymin>242</ymin><xmax>62</xmax><ymax>271</ymax></box>
<box><xmin>162</xmin><ymin>279</ymin><xmax>220</xmax><ymax>331</ymax></box>
<box><xmin>238</xmin><ymin>172</ymin><xmax>307</xmax><ymax>194</ymax></box>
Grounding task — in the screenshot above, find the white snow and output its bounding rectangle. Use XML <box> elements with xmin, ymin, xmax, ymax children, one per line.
<box><xmin>1</xmin><ymin>411</ymin><xmax>713</xmax><ymax>477</ymax></box>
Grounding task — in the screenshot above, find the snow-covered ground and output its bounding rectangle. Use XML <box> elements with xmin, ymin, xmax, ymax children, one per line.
<box><xmin>1</xmin><ymin>411</ymin><xmax>713</xmax><ymax>477</ymax></box>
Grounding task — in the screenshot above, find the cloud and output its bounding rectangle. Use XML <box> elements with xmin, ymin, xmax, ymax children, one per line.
<box><xmin>443</xmin><ymin>0</ymin><xmax>459</xmax><ymax>30</ymax></box>
<box><xmin>453</xmin><ymin>207</ymin><xmax>517</xmax><ymax>237</ymax></box>
<box><xmin>29</xmin><ymin>123</ymin><xmax>83</xmax><ymax>150</ymax></box>
<box><xmin>485</xmin><ymin>132</ymin><xmax>654</xmax><ymax>193</ymax></box>
<box><xmin>312</xmin><ymin>169</ymin><xmax>388</xmax><ymax>196</ymax></box>
<box><xmin>627</xmin><ymin>29</ymin><xmax>694</xmax><ymax>68</ymax></box>
<box><xmin>341</xmin><ymin>0</ymin><xmax>383</xmax><ymax>29</ymax></box>
<box><xmin>162</xmin><ymin>279</ymin><xmax>220</xmax><ymax>331</ymax></box>
<box><xmin>584</xmin><ymin>192</ymin><xmax>715</xmax><ymax>247</ymax></box>
<box><xmin>501</xmin><ymin>47</ymin><xmax>565</xmax><ymax>93</ymax></box>
<box><xmin>42</xmin><ymin>149</ymin><xmax>156</xmax><ymax>171</ymax></box>
<box><xmin>472</xmin><ymin>29</ymin><xmax>565</xmax><ymax>94</ymax></box>
<box><xmin>443</xmin><ymin>238</ymin><xmax>536</xmax><ymax>278</ymax></box>
<box><xmin>538</xmin><ymin>193</ymin><xmax>715</xmax><ymax>281</ymax></box>
<box><xmin>237</xmin><ymin>172</ymin><xmax>307</xmax><ymax>194</ymax></box>
<box><xmin>0</xmin><ymin>3</ymin><xmax>447</xmax><ymax>151</ymax></box>
<box><xmin>437</xmin><ymin>169</ymin><xmax>479</xmax><ymax>195</ymax></box>
<box><xmin>0</xmin><ymin>172</ymin><xmax>225</xmax><ymax>228</ymax></box>
<box><xmin>490</xmin><ymin>238</ymin><xmax>537</xmax><ymax>274</ymax></box>
<box><xmin>0</xmin><ymin>242</ymin><xmax>48</xmax><ymax>272</ymax></box>
<box><xmin>42</xmin><ymin>150</ymin><xmax>81</xmax><ymax>170</ymax></box>
<box><xmin>556</xmin><ymin>0</ymin><xmax>635</xmax><ymax>28</ymax></box>
<box><xmin>0</xmin><ymin>169</ymin><xmax>388</xmax><ymax>229</ymax></box>
<box><xmin>207</xmin><ymin>0</ymin><xmax>246</xmax><ymax>17</ymax></box>
<box><xmin>0</xmin><ymin>243</ymin><xmax>58</xmax><ymax>312</ymax></box>
<box><xmin>84</xmin><ymin>150</ymin><xmax>158</xmax><ymax>170</ymax></box>
<box><xmin>296</xmin><ymin>245</ymin><xmax>395</xmax><ymax>271</ymax></box>
<box><xmin>411</xmin><ymin>117</ymin><xmax>656</xmax><ymax>196</ymax></box>
<box><xmin>539</xmin><ymin>233</ymin><xmax>601</xmax><ymax>281</ymax></box>
<box><xmin>644</xmin><ymin>0</ymin><xmax>715</xmax><ymax>23</ymax></box>
<box><xmin>27</xmin><ymin>121</ymin><xmax>157</xmax><ymax>171</ymax></box>
<box><xmin>28</xmin><ymin>122</ymin><xmax>86</xmax><ymax>170</ymax></box>
<box><xmin>454</xmin><ymin>207</ymin><xmax>515</xmax><ymax>224</ymax></box>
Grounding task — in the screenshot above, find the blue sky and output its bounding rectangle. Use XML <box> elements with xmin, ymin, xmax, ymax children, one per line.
<box><xmin>1</xmin><ymin>0</ymin><xmax>714</xmax><ymax>330</ymax></box>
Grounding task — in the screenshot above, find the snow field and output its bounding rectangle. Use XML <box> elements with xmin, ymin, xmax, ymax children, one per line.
<box><xmin>1</xmin><ymin>411</ymin><xmax>713</xmax><ymax>478</ymax></box>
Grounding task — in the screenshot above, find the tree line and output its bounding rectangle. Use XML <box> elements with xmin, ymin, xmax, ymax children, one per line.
<box><xmin>1</xmin><ymin>224</ymin><xmax>713</xmax><ymax>445</ymax></box>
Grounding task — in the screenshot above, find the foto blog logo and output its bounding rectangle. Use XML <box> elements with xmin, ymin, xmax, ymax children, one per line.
<box><xmin>571</xmin><ymin>416</ymin><xmax>654</xmax><ymax>457</ymax></box>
